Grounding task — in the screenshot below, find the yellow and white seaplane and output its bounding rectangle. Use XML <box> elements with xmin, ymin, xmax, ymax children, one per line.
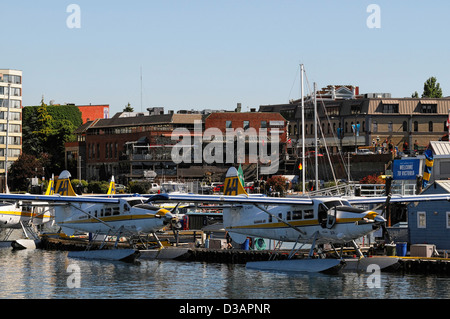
<box><xmin>147</xmin><ymin>167</ymin><xmax>450</xmax><ymax>273</ymax></box>
<box><xmin>0</xmin><ymin>171</ymin><xmax>178</xmax><ymax>261</ymax></box>
<box><xmin>0</xmin><ymin>179</ymin><xmax>55</xmax><ymax>249</ymax></box>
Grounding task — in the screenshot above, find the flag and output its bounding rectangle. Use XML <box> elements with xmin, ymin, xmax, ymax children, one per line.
<box><xmin>352</xmin><ymin>123</ymin><xmax>360</xmax><ymax>137</ymax></box>
<box><xmin>447</xmin><ymin>114</ymin><xmax>450</xmax><ymax>141</ymax></box>
<box><xmin>237</xmin><ymin>164</ymin><xmax>245</xmax><ymax>187</ymax></box>
<box><xmin>422</xmin><ymin>149</ymin><xmax>434</xmax><ymax>188</ymax></box>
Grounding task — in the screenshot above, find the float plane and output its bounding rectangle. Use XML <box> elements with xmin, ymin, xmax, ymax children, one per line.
<box><xmin>148</xmin><ymin>167</ymin><xmax>450</xmax><ymax>273</ymax></box>
<box><xmin>0</xmin><ymin>171</ymin><xmax>178</xmax><ymax>261</ymax></box>
<box><xmin>0</xmin><ymin>179</ymin><xmax>55</xmax><ymax>249</ymax></box>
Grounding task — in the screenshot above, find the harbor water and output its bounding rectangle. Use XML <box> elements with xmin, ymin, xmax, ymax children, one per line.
<box><xmin>1</xmin><ymin>248</ymin><xmax>450</xmax><ymax>300</ymax></box>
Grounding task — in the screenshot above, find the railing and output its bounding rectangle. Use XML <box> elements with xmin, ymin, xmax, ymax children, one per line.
<box><xmin>306</xmin><ymin>182</ymin><xmax>417</xmax><ymax>197</ymax></box>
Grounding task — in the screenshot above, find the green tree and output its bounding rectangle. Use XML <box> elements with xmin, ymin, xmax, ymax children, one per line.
<box><xmin>422</xmin><ymin>76</ymin><xmax>443</xmax><ymax>98</ymax></box>
<box><xmin>411</xmin><ymin>91</ymin><xmax>419</xmax><ymax>98</ymax></box>
<box><xmin>123</xmin><ymin>102</ymin><xmax>134</xmax><ymax>112</ymax></box>
<box><xmin>8</xmin><ymin>153</ymin><xmax>47</xmax><ymax>191</ymax></box>
<box><xmin>22</xmin><ymin>103</ymin><xmax>82</xmax><ymax>177</ymax></box>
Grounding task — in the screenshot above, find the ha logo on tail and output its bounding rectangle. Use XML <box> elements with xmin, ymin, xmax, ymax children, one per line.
<box><xmin>54</xmin><ymin>170</ymin><xmax>116</xmax><ymax>196</ymax></box>
<box><xmin>223</xmin><ymin>166</ymin><xmax>248</xmax><ymax>196</ymax></box>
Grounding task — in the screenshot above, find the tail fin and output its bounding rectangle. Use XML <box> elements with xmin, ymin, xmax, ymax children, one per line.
<box><xmin>54</xmin><ymin>170</ymin><xmax>77</xmax><ymax>196</ymax></box>
<box><xmin>107</xmin><ymin>176</ymin><xmax>116</xmax><ymax>195</ymax></box>
<box><xmin>45</xmin><ymin>175</ymin><xmax>55</xmax><ymax>195</ymax></box>
<box><xmin>223</xmin><ymin>167</ymin><xmax>248</xmax><ymax>196</ymax></box>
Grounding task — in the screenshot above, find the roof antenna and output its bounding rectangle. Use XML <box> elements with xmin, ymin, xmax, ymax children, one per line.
<box><xmin>140</xmin><ymin>66</ymin><xmax>143</xmax><ymax>112</ymax></box>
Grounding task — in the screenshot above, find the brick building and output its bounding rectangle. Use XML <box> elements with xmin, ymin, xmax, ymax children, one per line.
<box><xmin>76</xmin><ymin>104</ymin><xmax>110</xmax><ymax>123</ymax></box>
<box><xmin>68</xmin><ymin>109</ymin><xmax>289</xmax><ymax>182</ymax></box>
<box><xmin>261</xmin><ymin>88</ymin><xmax>450</xmax><ymax>155</ymax></box>
<box><xmin>69</xmin><ymin>111</ymin><xmax>204</xmax><ymax>182</ymax></box>
<box><xmin>203</xmin><ymin>111</ymin><xmax>288</xmax><ymax>179</ymax></box>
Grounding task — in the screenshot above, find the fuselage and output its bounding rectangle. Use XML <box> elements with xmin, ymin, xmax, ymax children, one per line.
<box><xmin>55</xmin><ymin>197</ymin><xmax>174</xmax><ymax>235</ymax></box>
<box><xmin>223</xmin><ymin>197</ymin><xmax>385</xmax><ymax>244</ymax></box>
<box><xmin>0</xmin><ymin>201</ymin><xmax>52</xmax><ymax>229</ymax></box>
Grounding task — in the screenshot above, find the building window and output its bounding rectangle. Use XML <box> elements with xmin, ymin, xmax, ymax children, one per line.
<box><xmin>429</xmin><ymin>121</ymin><xmax>433</xmax><ymax>132</ymax></box>
<box><xmin>243</xmin><ymin>121</ymin><xmax>250</xmax><ymax>130</ymax></box>
<box><xmin>226</xmin><ymin>121</ymin><xmax>232</xmax><ymax>128</ymax></box>
<box><xmin>388</xmin><ymin>121</ymin><xmax>393</xmax><ymax>132</ymax></box>
<box><xmin>417</xmin><ymin>211</ymin><xmax>426</xmax><ymax>228</ymax></box>
<box><xmin>261</xmin><ymin>121</ymin><xmax>267</xmax><ymax>128</ymax></box>
<box><xmin>414</xmin><ymin>121</ymin><xmax>418</xmax><ymax>132</ymax></box>
<box><xmin>383</xmin><ymin>104</ymin><xmax>399</xmax><ymax>113</ymax></box>
<box><xmin>421</xmin><ymin>104</ymin><xmax>437</xmax><ymax>113</ymax></box>
<box><xmin>372</xmin><ymin>121</ymin><xmax>378</xmax><ymax>133</ymax></box>
<box><xmin>446</xmin><ymin>212</ymin><xmax>450</xmax><ymax>229</ymax></box>
<box><xmin>403</xmin><ymin>121</ymin><xmax>408</xmax><ymax>132</ymax></box>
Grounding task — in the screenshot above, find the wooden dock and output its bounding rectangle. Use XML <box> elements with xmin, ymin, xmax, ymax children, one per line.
<box><xmin>395</xmin><ymin>257</ymin><xmax>450</xmax><ymax>275</ymax></box>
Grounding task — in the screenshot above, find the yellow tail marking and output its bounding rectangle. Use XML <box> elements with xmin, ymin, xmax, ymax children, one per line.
<box><xmin>223</xmin><ymin>176</ymin><xmax>248</xmax><ymax>196</ymax></box>
<box><xmin>54</xmin><ymin>178</ymin><xmax>77</xmax><ymax>196</ymax></box>
<box><xmin>107</xmin><ymin>177</ymin><xmax>115</xmax><ymax>195</ymax></box>
<box><xmin>45</xmin><ymin>179</ymin><xmax>55</xmax><ymax>195</ymax></box>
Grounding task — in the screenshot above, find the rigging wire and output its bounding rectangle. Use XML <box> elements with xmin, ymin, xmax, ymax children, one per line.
<box><xmin>302</xmin><ymin>72</ymin><xmax>349</xmax><ymax>184</ymax></box>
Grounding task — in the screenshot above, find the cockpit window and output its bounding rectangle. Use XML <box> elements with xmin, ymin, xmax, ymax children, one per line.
<box><xmin>127</xmin><ymin>199</ymin><xmax>145</xmax><ymax>207</ymax></box>
<box><xmin>134</xmin><ymin>204</ymin><xmax>160</xmax><ymax>211</ymax></box>
<box><xmin>323</xmin><ymin>200</ymin><xmax>351</xmax><ymax>210</ymax></box>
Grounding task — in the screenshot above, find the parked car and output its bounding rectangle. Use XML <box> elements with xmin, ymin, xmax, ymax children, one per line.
<box><xmin>115</xmin><ymin>184</ymin><xmax>127</xmax><ymax>192</ymax></box>
<box><xmin>213</xmin><ymin>184</ymin><xmax>224</xmax><ymax>193</ymax></box>
<box><xmin>147</xmin><ymin>183</ymin><xmax>161</xmax><ymax>194</ymax></box>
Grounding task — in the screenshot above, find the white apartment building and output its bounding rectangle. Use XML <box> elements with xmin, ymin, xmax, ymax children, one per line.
<box><xmin>0</xmin><ymin>69</ymin><xmax>22</xmax><ymax>179</ymax></box>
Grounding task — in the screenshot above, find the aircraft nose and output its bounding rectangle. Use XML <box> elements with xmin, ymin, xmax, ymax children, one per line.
<box><xmin>156</xmin><ymin>208</ymin><xmax>173</xmax><ymax>220</ymax></box>
<box><xmin>374</xmin><ymin>214</ymin><xmax>386</xmax><ymax>225</ymax></box>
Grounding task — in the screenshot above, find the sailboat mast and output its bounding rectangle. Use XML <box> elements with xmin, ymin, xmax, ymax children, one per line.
<box><xmin>301</xmin><ymin>64</ymin><xmax>305</xmax><ymax>194</ymax></box>
<box><xmin>314</xmin><ymin>82</ymin><xmax>318</xmax><ymax>191</ymax></box>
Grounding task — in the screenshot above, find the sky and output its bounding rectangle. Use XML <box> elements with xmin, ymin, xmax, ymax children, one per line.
<box><xmin>3</xmin><ymin>1</ymin><xmax>450</xmax><ymax>115</ymax></box>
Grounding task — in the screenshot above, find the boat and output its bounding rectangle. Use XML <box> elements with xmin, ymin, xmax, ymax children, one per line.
<box><xmin>161</xmin><ymin>181</ymin><xmax>189</xmax><ymax>194</ymax></box>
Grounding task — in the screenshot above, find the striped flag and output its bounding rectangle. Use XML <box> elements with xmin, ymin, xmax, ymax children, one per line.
<box><xmin>422</xmin><ymin>149</ymin><xmax>434</xmax><ymax>188</ymax></box>
<box><xmin>446</xmin><ymin>113</ymin><xmax>450</xmax><ymax>141</ymax></box>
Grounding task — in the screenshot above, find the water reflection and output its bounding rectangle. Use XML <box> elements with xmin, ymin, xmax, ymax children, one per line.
<box><xmin>1</xmin><ymin>248</ymin><xmax>450</xmax><ymax>299</ymax></box>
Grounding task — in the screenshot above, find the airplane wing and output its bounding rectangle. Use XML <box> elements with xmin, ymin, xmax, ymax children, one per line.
<box><xmin>0</xmin><ymin>193</ymin><xmax>121</xmax><ymax>204</ymax></box>
<box><xmin>347</xmin><ymin>193</ymin><xmax>450</xmax><ymax>205</ymax></box>
<box><xmin>146</xmin><ymin>193</ymin><xmax>314</xmax><ymax>206</ymax></box>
